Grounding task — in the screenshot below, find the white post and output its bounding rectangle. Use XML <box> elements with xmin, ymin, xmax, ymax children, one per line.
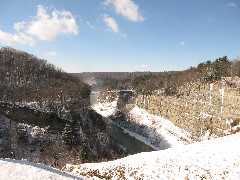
<box><xmin>209</xmin><ymin>83</ymin><xmax>213</xmax><ymax>105</ymax></box>
<box><xmin>219</xmin><ymin>88</ymin><xmax>224</xmax><ymax>114</ymax></box>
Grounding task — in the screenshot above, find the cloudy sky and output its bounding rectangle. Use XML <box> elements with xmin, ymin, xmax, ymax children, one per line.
<box><xmin>0</xmin><ymin>0</ymin><xmax>239</xmax><ymax>72</ymax></box>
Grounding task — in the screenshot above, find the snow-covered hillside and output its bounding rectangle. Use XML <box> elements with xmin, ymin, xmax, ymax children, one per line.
<box><xmin>0</xmin><ymin>158</ymin><xmax>82</xmax><ymax>180</ymax></box>
<box><xmin>67</xmin><ymin>133</ymin><xmax>240</xmax><ymax>179</ymax></box>
<box><xmin>1</xmin><ymin>134</ymin><xmax>239</xmax><ymax>179</ymax></box>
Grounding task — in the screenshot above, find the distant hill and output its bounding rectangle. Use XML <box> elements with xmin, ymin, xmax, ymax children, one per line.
<box><xmin>74</xmin><ymin>72</ymin><xmax>160</xmax><ymax>91</ymax></box>
<box><xmin>76</xmin><ymin>56</ymin><xmax>240</xmax><ymax>95</ymax></box>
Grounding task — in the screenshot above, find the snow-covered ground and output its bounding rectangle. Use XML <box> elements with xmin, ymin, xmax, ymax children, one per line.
<box><xmin>92</xmin><ymin>100</ymin><xmax>117</xmax><ymax>118</ymax></box>
<box><xmin>92</xmin><ymin>100</ymin><xmax>192</xmax><ymax>150</ymax></box>
<box><xmin>0</xmin><ymin>158</ymin><xmax>82</xmax><ymax>180</ymax></box>
<box><xmin>67</xmin><ymin>133</ymin><xmax>240</xmax><ymax>179</ymax></box>
<box><xmin>2</xmin><ymin>134</ymin><xmax>239</xmax><ymax>179</ymax></box>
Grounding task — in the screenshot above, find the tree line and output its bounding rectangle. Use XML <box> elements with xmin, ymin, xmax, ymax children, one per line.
<box><xmin>92</xmin><ymin>56</ymin><xmax>240</xmax><ymax>96</ymax></box>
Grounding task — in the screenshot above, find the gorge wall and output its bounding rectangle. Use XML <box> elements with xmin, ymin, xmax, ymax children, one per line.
<box><xmin>99</xmin><ymin>77</ymin><xmax>240</xmax><ymax>140</ymax></box>
<box><xmin>136</xmin><ymin>78</ymin><xmax>240</xmax><ymax>139</ymax></box>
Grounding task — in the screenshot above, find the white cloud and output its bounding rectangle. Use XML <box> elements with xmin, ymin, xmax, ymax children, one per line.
<box><xmin>45</xmin><ymin>51</ymin><xmax>57</xmax><ymax>56</ymax></box>
<box><xmin>13</xmin><ymin>21</ymin><xmax>26</xmax><ymax>32</ymax></box>
<box><xmin>227</xmin><ymin>2</ymin><xmax>237</xmax><ymax>8</ymax></box>
<box><xmin>104</xmin><ymin>0</ymin><xmax>144</xmax><ymax>22</ymax></box>
<box><xmin>0</xmin><ymin>5</ymin><xmax>78</xmax><ymax>46</ymax></box>
<box><xmin>180</xmin><ymin>41</ymin><xmax>185</xmax><ymax>46</ymax></box>
<box><xmin>26</xmin><ymin>5</ymin><xmax>78</xmax><ymax>41</ymax></box>
<box><xmin>103</xmin><ymin>14</ymin><xmax>119</xmax><ymax>33</ymax></box>
<box><xmin>0</xmin><ymin>30</ymin><xmax>35</xmax><ymax>46</ymax></box>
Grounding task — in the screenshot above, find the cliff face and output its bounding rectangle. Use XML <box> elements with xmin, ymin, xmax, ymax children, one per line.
<box><xmin>135</xmin><ymin>78</ymin><xmax>240</xmax><ymax>139</ymax></box>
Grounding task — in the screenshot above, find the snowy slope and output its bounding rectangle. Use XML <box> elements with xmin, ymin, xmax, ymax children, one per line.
<box><xmin>92</xmin><ymin>100</ymin><xmax>192</xmax><ymax>150</ymax></box>
<box><xmin>67</xmin><ymin>133</ymin><xmax>240</xmax><ymax>179</ymax></box>
<box><xmin>0</xmin><ymin>158</ymin><xmax>82</xmax><ymax>180</ymax></box>
<box><xmin>128</xmin><ymin>106</ymin><xmax>192</xmax><ymax>147</ymax></box>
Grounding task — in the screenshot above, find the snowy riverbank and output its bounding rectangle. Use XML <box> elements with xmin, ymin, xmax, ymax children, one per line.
<box><xmin>92</xmin><ymin>100</ymin><xmax>192</xmax><ymax>150</ymax></box>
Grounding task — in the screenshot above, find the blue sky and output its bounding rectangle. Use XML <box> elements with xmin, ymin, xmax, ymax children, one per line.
<box><xmin>0</xmin><ymin>0</ymin><xmax>239</xmax><ymax>72</ymax></box>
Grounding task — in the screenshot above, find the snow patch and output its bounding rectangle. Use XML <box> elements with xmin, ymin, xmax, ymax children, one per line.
<box><xmin>0</xmin><ymin>158</ymin><xmax>82</xmax><ymax>179</ymax></box>
<box><xmin>92</xmin><ymin>100</ymin><xmax>117</xmax><ymax>117</ymax></box>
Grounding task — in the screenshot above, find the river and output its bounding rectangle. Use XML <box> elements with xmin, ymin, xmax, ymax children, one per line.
<box><xmin>90</xmin><ymin>92</ymin><xmax>154</xmax><ymax>155</ymax></box>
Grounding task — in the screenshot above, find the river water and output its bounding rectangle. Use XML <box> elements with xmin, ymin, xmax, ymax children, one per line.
<box><xmin>90</xmin><ymin>92</ymin><xmax>154</xmax><ymax>155</ymax></box>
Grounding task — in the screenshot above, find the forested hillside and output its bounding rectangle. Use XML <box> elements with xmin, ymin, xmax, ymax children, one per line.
<box><xmin>130</xmin><ymin>56</ymin><xmax>240</xmax><ymax>95</ymax></box>
<box><xmin>0</xmin><ymin>47</ymin><xmax>91</xmax><ymax>112</ymax></box>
